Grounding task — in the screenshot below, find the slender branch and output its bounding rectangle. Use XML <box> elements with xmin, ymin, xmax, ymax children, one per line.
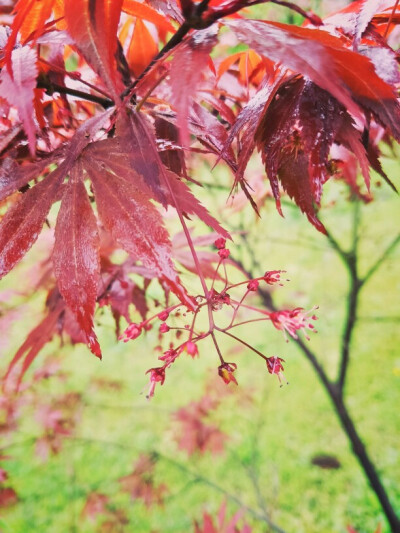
<box><xmin>337</xmin><ymin>273</ymin><xmax>361</xmax><ymax>392</ymax></box>
<box><xmin>220</xmin><ymin>329</ymin><xmax>268</xmax><ymax>361</ymax></box>
<box><xmin>37</xmin><ymin>77</ymin><xmax>114</xmax><ymax>109</ymax></box>
<box><xmin>337</xmin><ymin>201</ymin><xmax>362</xmax><ymax>393</ymax></box>
<box><xmin>267</xmin><ymin>0</ymin><xmax>322</xmax><ymax>25</ymax></box>
<box><xmin>363</xmin><ymin>233</ymin><xmax>400</xmax><ymax>284</ymax></box>
<box><xmin>383</xmin><ymin>0</ymin><xmax>400</xmax><ymax>38</ymax></box>
<box><xmin>154</xmin><ymin>451</ymin><xmax>287</xmax><ymax>533</ymax></box>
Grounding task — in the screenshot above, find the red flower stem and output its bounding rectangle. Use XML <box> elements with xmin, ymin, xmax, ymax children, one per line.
<box><xmin>142</xmin><ymin>303</ymin><xmax>182</xmax><ymax>326</ymax></box>
<box><xmin>210</xmin><ymin>258</ymin><xmax>223</xmax><ymax>292</ymax></box>
<box><xmin>188</xmin><ymin>307</ymin><xmax>202</xmax><ymax>341</ymax></box>
<box><xmin>226</xmin><ymin>277</ymin><xmax>263</xmax><ymax>291</ymax></box>
<box><xmin>225</xmin><ymin>317</ymin><xmax>271</xmax><ymax>330</ymax></box>
<box><xmin>222</xmin><ymin>261</ymin><xmax>228</xmax><ymax>289</ymax></box>
<box><xmin>228</xmin><ymin>289</ymin><xmax>251</xmax><ymax>327</ymax></box>
<box><xmin>228</xmin><ymin>300</ymin><xmax>269</xmax><ymax>317</ymax></box>
<box><xmin>211</xmin><ymin>331</ymin><xmax>224</xmax><ymax>364</ymax></box>
<box><xmin>219</xmin><ymin>329</ymin><xmax>268</xmax><ymax>361</ymax></box>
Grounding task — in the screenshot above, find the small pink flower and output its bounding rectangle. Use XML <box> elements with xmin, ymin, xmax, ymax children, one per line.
<box><xmin>266</xmin><ymin>356</ymin><xmax>286</xmax><ymax>386</ymax></box>
<box><xmin>266</xmin><ymin>356</ymin><xmax>284</xmax><ymax>375</ymax></box>
<box><xmin>218</xmin><ymin>248</ymin><xmax>230</xmax><ymax>259</ymax></box>
<box><xmin>146</xmin><ymin>367</ymin><xmax>166</xmax><ymax>398</ymax></box>
<box><xmin>269</xmin><ymin>307</ymin><xmax>317</xmax><ymax>340</ymax></box>
<box><xmin>119</xmin><ymin>323</ymin><xmax>142</xmax><ymax>342</ymax></box>
<box><xmin>247</xmin><ymin>279</ymin><xmax>259</xmax><ymax>291</ymax></box>
<box><xmin>263</xmin><ymin>270</ymin><xmax>285</xmax><ymax>285</ymax></box>
<box><xmin>159</xmin><ymin>349</ymin><xmax>178</xmax><ymax>365</ymax></box>
<box><xmin>218</xmin><ymin>362</ymin><xmax>238</xmax><ymax>385</ymax></box>
<box><xmin>159</xmin><ymin>323</ymin><xmax>170</xmax><ymax>334</ymax></box>
<box><xmin>183</xmin><ymin>341</ymin><xmax>199</xmax><ymax>358</ymax></box>
<box><xmin>158</xmin><ymin>310</ymin><xmax>169</xmax><ymax>321</ymax></box>
<box><xmin>214</xmin><ymin>237</ymin><xmax>226</xmax><ymax>250</ymax></box>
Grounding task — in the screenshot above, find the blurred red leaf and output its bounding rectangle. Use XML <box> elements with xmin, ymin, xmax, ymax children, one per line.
<box><xmin>0</xmin><ymin>46</ymin><xmax>38</xmax><ymax>155</ymax></box>
<box><xmin>0</xmin><ymin>487</ymin><xmax>18</xmax><ymax>508</ymax></box>
<box><xmin>119</xmin><ymin>454</ymin><xmax>167</xmax><ymax>507</ymax></box>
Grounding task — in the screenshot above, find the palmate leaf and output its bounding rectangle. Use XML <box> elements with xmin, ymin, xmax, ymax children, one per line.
<box><xmin>222</xmin><ymin>17</ymin><xmax>400</xmax><ymax>231</ymax></box>
<box><xmin>0</xmin><ymin>112</ymin><xmax>111</xmax><ymax>358</ymax></box>
<box><xmin>254</xmin><ymin>78</ymin><xmax>373</xmax><ymax>232</ymax></box>
<box><xmin>85</xmin><ymin>111</ymin><xmax>229</xmax><ymax>238</ymax></box>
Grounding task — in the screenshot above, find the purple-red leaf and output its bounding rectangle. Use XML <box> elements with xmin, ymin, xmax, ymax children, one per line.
<box><xmin>52</xmin><ymin>166</ymin><xmax>101</xmax><ymax>358</ymax></box>
<box><xmin>277</xmin><ymin>148</ymin><xmax>327</xmax><ymax>234</ymax></box>
<box><xmin>226</xmin><ymin>19</ymin><xmax>400</xmax><ymax>139</ymax></box>
<box><xmin>86</xmin><ymin>113</ymin><xmax>229</xmax><ymax>238</ymax></box>
<box><xmin>0</xmin><ymin>169</ymin><xmax>62</xmax><ymax>279</ymax></box>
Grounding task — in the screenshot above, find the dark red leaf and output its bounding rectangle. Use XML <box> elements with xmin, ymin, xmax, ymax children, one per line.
<box><xmin>84</xmin><ymin>159</ymin><xmax>194</xmax><ymax>309</ymax></box>
<box><xmin>52</xmin><ymin>166</ymin><xmax>101</xmax><ymax>358</ymax></box>
<box><xmin>0</xmin><ymin>112</ymin><xmax>110</xmax><ymax>281</ymax></box>
<box><xmin>0</xmin><ymin>157</ymin><xmax>52</xmax><ymax>203</ymax></box>
<box><xmin>86</xmin><ymin>113</ymin><xmax>229</xmax><ymax>238</ymax></box>
<box><xmin>0</xmin><ymin>169</ymin><xmax>62</xmax><ymax>279</ymax></box>
<box><xmin>226</xmin><ymin>19</ymin><xmax>400</xmax><ymax>139</ymax></box>
<box><xmin>115</xmin><ymin>111</ymin><xmax>168</xmax><ymax>206</ymax></box>
<box><xmin>277</xmin><ymin>148</ymin><xmax>326</xmax><ymax>234</ymax></box>
<box><xmin>190</xmin><ymin>102</ymin><xmax>237</xmax><ymax>172</ymax></box>
<box><xmin>155</xmin><ymin>116</ymin><xmax>186</xmax><ymax>177</ymax></box>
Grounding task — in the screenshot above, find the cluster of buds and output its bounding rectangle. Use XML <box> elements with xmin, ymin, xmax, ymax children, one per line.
<box><xmin>119</xmin><ymin>237</ymin><xmax>317</xmax><ymax>397</ymax></box>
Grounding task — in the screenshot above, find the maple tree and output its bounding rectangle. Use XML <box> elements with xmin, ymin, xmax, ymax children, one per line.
<box><xmin>1</xmin><ymin>0</ymin><xmax>400</xmax><ymax>530</ymax></box>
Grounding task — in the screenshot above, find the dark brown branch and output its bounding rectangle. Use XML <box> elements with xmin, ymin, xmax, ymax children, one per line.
<box><xmin>37</xmin><ymin>77</ymin><xmax>114</xmax><ymax>109</ymax></box>
<box><xmin>336</xmin><ymin>202</ymin><xmax>362</xmax><ymax>393</ymax></box>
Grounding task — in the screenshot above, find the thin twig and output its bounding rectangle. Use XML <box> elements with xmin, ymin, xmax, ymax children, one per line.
<box><xmin>363</xmin><ymin>233</ymin><xmax>400</xmax><ymax>284</ymax></box>
<box><xmin>37</xmin><ymin>78</ymin><xmax>114</xmax><ymax>109</ymax></box>
<box><xmin>154</xmin><ymin>451</ymin><xmax>287</xmax><ymax>533</ymax></box>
